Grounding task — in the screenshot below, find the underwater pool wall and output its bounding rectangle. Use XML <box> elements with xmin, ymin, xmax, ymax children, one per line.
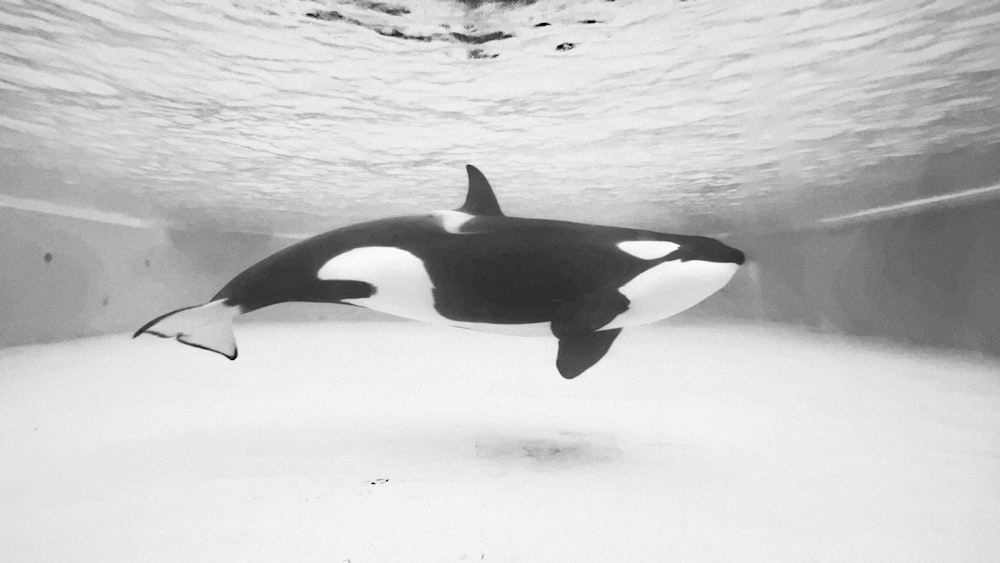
<box><xmin>0</xmin><ymin>207</ymin><xmax>377</xmax><ymax>349</ymax></box>
<box><xmin>743</xmin><ymin>196</ymin><xmax>1000</xmax><ymax>356</ymax></box>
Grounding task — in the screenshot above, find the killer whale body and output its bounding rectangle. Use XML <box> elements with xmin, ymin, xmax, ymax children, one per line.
<box><xmin>135</xmin><ymin>165</ymin><xmax>745</xmax><ymax>378</ymax></box>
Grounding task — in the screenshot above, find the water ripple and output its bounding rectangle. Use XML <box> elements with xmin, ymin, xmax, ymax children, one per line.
<box><xmin>1</xmin><ymin>0</ymin><xmax>998</xmax><ymax>234</ymax></box>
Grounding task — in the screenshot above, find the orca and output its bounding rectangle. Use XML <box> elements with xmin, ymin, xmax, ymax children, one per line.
<box><xmin>135</xmin><ymin>165</ymin><xmax>745</xmax><ymax>378</ymax></box>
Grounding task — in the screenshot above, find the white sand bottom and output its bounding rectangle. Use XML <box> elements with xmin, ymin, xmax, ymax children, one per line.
<box><xmin>2</xmin><ymin>321</ymin><xmax>999</xmax><ymax>562</ymax></box>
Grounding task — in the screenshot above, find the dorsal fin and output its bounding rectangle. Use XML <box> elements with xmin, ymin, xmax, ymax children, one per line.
<box><xmin>457</xmin><ymin>164</ymin><xmax>504</xmax><ymax>216</ymax></box>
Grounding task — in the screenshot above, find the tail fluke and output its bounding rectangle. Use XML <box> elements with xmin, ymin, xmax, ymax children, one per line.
<box><xmin>133</xmin><ymin>299</ymin><xmax>241</xmax><ymax>360</ymax></box>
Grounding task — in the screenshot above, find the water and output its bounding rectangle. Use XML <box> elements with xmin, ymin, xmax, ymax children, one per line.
<box><xmin>2</xmin><ymin>0</ymin><xmax>999</xmax><ymax>235</ymax></box>
<box><xmin>3</xmin><ymin>5</ymin><xmax>999</xmax><ymax>557</ymax></box>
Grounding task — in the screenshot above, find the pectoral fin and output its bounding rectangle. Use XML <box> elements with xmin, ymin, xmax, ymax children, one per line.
<box><xmin>556</xmin><ymin>329</ymin><xmax>622</xmax><ymax>379</ymax></box>
<box><xmin>551</xmin><ymin>289</ymin><xmax>629</xmax><ymax>378</ymax></box>
<box><xmin>550</xmin><ymin>289</ymin><xmax>630</xmax><ymax>339</ymax></box>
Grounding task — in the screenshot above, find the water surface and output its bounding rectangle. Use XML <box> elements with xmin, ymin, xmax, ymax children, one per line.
<box><xmin>2</xmin><ymin>0</ymin><xmax>999</xmax><ymax>234</ymax></box>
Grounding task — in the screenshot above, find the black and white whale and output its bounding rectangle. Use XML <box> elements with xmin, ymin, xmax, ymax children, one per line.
<box><xmin>135</xmin><ymin>165</ymin><xmax>745</xmax><ymax>378</ymax></box>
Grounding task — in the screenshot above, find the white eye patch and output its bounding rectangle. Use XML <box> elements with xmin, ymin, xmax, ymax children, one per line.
<box><xmin>616</xmin><ymin>240</ymin><xmax>680</xmax><ymax>260</ymax></box>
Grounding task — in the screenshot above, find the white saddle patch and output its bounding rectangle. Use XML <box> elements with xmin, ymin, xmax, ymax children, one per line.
<box><xmin>602</xmin><ymin>260</ymin><xmax>739</xmax><ymax>330</ymax></box>
<box><xmin>616</xmin><ymin>240</ymin><xmax>681</xmax><ymax>260</ymax></box>
<box><xmin>317</xmin><ymin>245</ymin><xmax>551</xmax><ymax>336</ymax></box>
<box><xmin>433</xmin><ymin>210</ymin><xmax>474</xmax><ymax>234</ymax></box>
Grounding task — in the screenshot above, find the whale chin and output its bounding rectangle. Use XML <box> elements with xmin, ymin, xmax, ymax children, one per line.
<box><xmin>602</xmin><ymin>259</ymin><xmax>741</xmax><ymax>330</ymax></box>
